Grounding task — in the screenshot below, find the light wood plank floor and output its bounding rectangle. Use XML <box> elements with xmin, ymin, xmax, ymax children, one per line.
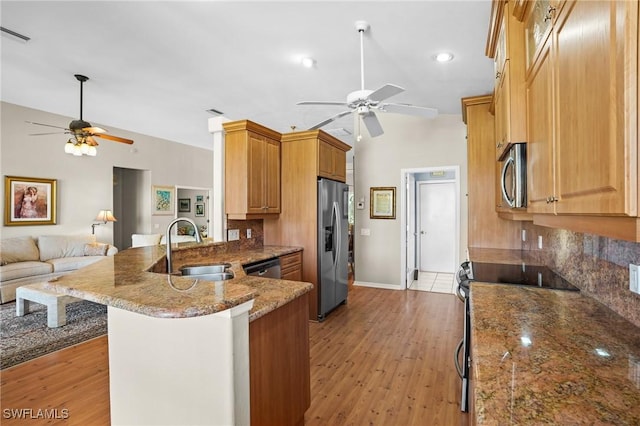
<box><xmin>1</xmin><ymin>285</ymin><xmax>468</xmax><ymax>426</ymax></box>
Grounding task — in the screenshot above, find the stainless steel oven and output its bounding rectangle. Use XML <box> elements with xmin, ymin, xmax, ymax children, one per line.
<box><xmin>500</xmin><ymin>143</ymin><xmax>527</xmax><ymax>208</ymax></box>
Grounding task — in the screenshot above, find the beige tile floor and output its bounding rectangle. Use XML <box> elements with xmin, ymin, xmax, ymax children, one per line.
<box><xmin>408</xmin><ymin>271</ymin><xmax>456</xmax><ymax>294</ymax></box>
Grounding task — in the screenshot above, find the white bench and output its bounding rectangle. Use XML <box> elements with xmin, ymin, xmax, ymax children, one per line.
<box><xmin>16</xmin><ymin>283</ymin><xmax>82</xmax><ymax>328</ymax></box>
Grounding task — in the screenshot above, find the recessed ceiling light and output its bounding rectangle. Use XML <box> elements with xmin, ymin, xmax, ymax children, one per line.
<box><xmin>300</xmin><ymin>57</ymin><xmax>316</xmax><ymax>68</ymax></box>
<box><xmin>435</xmin><ymin>52</ymin><xmax>454</xmax><ymax>63</ymax></box>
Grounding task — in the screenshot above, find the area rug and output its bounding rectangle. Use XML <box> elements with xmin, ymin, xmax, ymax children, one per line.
<box><xmin>0</xmin><ymin>300</ymin><xmax>107</xmax><ymax>370</ymax></box>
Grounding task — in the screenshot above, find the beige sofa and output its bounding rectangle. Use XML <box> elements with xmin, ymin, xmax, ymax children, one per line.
<box><xmin>0</xmin><ymin>235</ymin><xmax>118</xmax><ymax>303</ymax></box>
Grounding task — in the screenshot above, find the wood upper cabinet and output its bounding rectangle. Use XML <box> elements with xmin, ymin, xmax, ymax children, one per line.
<box><xmin>224</xmin><ymin>120</ymin><xmax>282</xmax><ymax>220</ymax></box>
<box><xmin>318</xmin><ymin>139</ymin><xmax>347</xmax><ymax>182</ymax></box>
<box><xmin>462</xmin><ymin>95</ymin><xmax>523</xmax><ymax>249</ymax></box>
<box><xmin>525</xmin><ymin>0</ymin><xmax>638</xmax><ymax>216</ymax></box>
<box><xmin>487</xmin><ymin>0</ymin><xmax>528</xmax><ymax>160</ymax></box>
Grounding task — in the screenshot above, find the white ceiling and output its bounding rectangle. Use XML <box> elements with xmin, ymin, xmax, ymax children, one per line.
<box><xmin>1</xmin><ymin>1</ymin><xmax>495</xmax><ymax>151</ymax></box>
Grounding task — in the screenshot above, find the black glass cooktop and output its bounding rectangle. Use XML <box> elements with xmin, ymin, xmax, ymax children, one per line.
<box><xmin>468</xmin><ymin>262</ymin><xmax>579</xmax><ymax>291</ymax></box>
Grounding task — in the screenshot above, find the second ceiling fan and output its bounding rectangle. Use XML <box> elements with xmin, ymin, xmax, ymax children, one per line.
<box><xmin>297</xmin><ymin>20</ymin><xmax>438</xmax><ymax>138</ymax></box>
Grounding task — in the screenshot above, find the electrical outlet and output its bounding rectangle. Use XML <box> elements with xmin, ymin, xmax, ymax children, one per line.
<box><xmin>537</xmin><ymin>235</ymin><xmax>543</xmax><ymax>249</ymax></box>
<box><xmin>227</xmin><ymin>229</ymin><xmax>240</xmax><ymax>241</ymax></box>
<box><xmin>246</xmin><ymin>229</ymin><xmax>252</xmax><ymax>239</ymax></box>
<box><xmin>630</xmin><ymin>264</ymin><xmax>640</xmax><ymax>295</ymax></box>
<box><xmin>360</xmin><ymin>228</ymin><xmax>370</xmax><ymax>236</ymax></box>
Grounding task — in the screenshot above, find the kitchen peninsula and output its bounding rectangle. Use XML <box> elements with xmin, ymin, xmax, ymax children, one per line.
<box><xmin>44</xmin><ymin>240</ymin><xmax>312</xmax><ymax>426</ymax></box>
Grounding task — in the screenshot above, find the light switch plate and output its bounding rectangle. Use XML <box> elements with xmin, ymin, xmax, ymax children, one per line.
<box><xmin>227</xmin><ymin>229</ymin><xmax>240</xmax><ymax>241</ymax></box>
<box><xmin>360</xmin><ymin>228</ymin><xmax>370</xmax><ymax>236</ymax></box>
<box><xmin>630</xmin><ymin>264</ymin><xmax>639</xmax><ymax>294</ymax></box>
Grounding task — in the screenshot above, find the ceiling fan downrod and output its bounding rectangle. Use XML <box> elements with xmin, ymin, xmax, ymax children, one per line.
<box><xmin>355</xmin><ymin>21</ymin><xmax>369</xmax><ymax>92</ymax></box>
<box><xmin>74</xmin><ymin>74</ymin><xmax>88</xmax><ymax>120</ymax></box>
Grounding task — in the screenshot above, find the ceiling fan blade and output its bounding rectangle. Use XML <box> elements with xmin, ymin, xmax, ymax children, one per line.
<box><xmin>380</xmin><ymin>103</ymin><xmax>438</xmax><ymax>118</ymax></box>
<box><xmin>308</xmin><ymin>110</ymin><xmax>353</xmax><ymax>130</ymax></box>
<box><xmin>361</xmin><ymin>112</ymin><xmax>384</xmax><ymax>137</ymax></box>
<box><xmin>86</xmin><ymin>136</ymin><xmax>99</xmax><ymax>146</ymax></box>
<box><xmin>28</xmin><ymin>131</ymin><xmax>66</xmax><ymax>136</ymax></box>
<box><xmin>83</xmin><ymin>126</ymin><xmax>107</xmax><ymax>134</ymax></box>
<box><xmin>94</xmin><ymin>133</ymin><xmax>134</xmax><ymax>145</ymax></box>
<box><xmin>297</xmin><ymin>101</ymin><xmax>348</xmax><ymax>106</ymax></box>
<box><xmin>368</xmin><ymin>84</ymin><xmax>405</xmax><ymax>102</ymax></box>
<box><xmin>26</xmin><ymin>121</ymin><xmax>69</xmax><ymax>131</ymax></box>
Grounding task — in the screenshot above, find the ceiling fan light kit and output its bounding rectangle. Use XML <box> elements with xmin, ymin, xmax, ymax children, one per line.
<box><xmin>27</xmin><ymin>74</ymin><xmax>134</xmax><ymax>157</ymax></box>
<box><xmin>297</xmin><ymin>20</ymin><xmax>438</xmax><ymax>139</ymax></box>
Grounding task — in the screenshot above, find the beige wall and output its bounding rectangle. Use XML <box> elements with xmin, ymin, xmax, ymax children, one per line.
<box><xmin>1</xmin><ymin>102</ymin><xmax>213</xmax><ymax>245</ymax></box>
<box><xmin>353</xmin><ymin>113</ymin><xmax>468</xmax><ymax>287</ymax></box>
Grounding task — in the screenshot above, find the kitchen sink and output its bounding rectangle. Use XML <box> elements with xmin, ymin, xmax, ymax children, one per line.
<box><xmin>185</xmin><ymin>271</ymin><xmax>235</xmax><ymax>282</ymax></box>
<box><xmin>180</xmin><ymin>263</ymin><xmax>232</xmax><ymax>276</ymax></box>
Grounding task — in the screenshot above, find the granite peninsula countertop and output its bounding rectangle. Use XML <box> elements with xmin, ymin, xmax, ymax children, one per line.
<box><xmin>44</xmin><ymin>241</ymin><xmax>311</xmax><ymax>322</ymax></box>
<box><xmin>470</xmin><ymin>283</ymin><xmax>640</xmax><ymax>424</ymax></box>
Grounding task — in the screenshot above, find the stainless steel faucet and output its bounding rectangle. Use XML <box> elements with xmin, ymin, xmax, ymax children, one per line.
<box><xmin>165</xmin><ymin>217</ymin><xmax>203</xmax><ymax>274</ymax></box>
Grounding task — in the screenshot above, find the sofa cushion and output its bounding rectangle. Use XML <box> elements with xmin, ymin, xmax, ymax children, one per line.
<box><xmin>0</xmin><ymin>261</ymin><xmax>53</xmax><ymax>281</ymax></box>
<box><xmin>38</xmin><ymin>235</ymin><xmax>96</xmax><ymax>261</ymax></box>
<box><xmin>84</xmin><ymin>243</ymin><xmax>109</xmax><ymax>256</ymax></box>
<box><xmin>0</xmin><ymin>236</ymin><xmax>40</xmax><ymax>265</ymax></box>
<box><xmin>159</xmin><ymin>235</ymin><xmax>196</xmax><ymax>244</ymax></box>
<box><xmin>47</xmin><ymin>256</ymin><xmax>105</xmax><ymax>273</ymax></box>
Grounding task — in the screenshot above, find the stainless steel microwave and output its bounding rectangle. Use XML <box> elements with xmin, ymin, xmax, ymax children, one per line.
<box><xmin>500</xmin><ymin>143</ymin><xmax>526</xmax><ymax>208</ymax></box>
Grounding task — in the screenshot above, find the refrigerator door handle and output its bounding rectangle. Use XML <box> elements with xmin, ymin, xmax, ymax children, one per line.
<box><xmin>332</xmin><ymin>201</ymin><xmax>340</xmax><ymax>268</ymax></box>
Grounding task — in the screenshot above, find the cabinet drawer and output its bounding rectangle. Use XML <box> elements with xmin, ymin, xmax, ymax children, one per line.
<box><xmin>280</xmin><ymin>251</ymin><xmax>302</xmax><ymax>269</ymax></box>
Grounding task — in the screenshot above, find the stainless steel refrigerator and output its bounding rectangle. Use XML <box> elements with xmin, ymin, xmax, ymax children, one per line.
<box><xmin>317</xmin><ymin>178</ymin><xmax>349</xmax><ymax>321</ymax></box>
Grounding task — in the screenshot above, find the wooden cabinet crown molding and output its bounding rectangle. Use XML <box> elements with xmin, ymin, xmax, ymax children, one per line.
<box><xmin>281</xmin><ymin>129</ymin><xmax>352</xmax><ymax>152</ymax></box>
<box><xmin>486</xmin><ymin>0</ymin><xmax>506</xmax><ymax>58</ymax></box>
<box><xmin>223</xmin><ymin>119</ymin><xmax>282</xmax><ymax>140</ymax></box>
<box><xmin>461</xmin><ymin>95</ymin><xmax>494</xmax><ymax>124</ymax></box>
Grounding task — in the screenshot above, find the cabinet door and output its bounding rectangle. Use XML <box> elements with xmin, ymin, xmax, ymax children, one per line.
<box><xmin>318</xmin><ymin>141</ymin><xmax>334</xmax><ymax>178</ymax></box>
<box><xmin>526</xmin><ymin>41</ymin><xmax>555</xmax><ymax>214</ymax></box>
<box><xmin>525</xmin><ymin>0</ymin><xmax>556</xmax><ymax>71</ymax></box>
<box><xmin>264</xmin><ymin>138</ymin><xmax>281</xmax><ymax>213</ymax></box>
<box><xmin>332</xmin><ymin>147</ymin><xmax>346</xmax><ymax>182</ymax></box>
<box><xmin>247</xmin><ymin>133</ymin><xmax>267</xmax><ymax>213</ymax></box>
<box><xmin>494</xmin><ymin>61</ymin><xmax>510</xmax><ymax>160</ymax></box>
<box><xmin>554</xmin><ymin>0</ymin><xmax>636</xmax><ymax>215</ymax></box>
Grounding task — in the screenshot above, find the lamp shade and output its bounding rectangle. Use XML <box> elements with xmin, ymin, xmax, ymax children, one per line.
<box><xmin>95</xmin><ymin>209</ymin><xmax>117</xmax><ymax>222</ymax></box>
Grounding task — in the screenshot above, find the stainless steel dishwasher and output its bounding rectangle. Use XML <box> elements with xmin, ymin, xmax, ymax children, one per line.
<box><xmin>243</xmin><ymin>257</ymin><xmax>281</xmax><ymax>279</ymax></box>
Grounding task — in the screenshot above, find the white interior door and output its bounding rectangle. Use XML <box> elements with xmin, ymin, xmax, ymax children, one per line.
<box><xmin>419</xmin><ymin>181</ymin><xmax>456</xmax><ymax>273</ymax></box>
<box><xmin>406</xmin><ymin>174</ymin><xmax>417</xmax><ymax>283</ymax></box>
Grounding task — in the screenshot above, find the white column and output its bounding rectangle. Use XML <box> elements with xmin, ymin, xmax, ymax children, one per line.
<box><xmin>209</xmin><ymin>116</ymin><xmax>231</xmax><ymax>242</ymax></box>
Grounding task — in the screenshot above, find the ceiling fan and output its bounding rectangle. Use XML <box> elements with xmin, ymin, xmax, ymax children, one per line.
<box><xmin>297</xmin><ymin>20</ymin><xmax>438</xmax><ymax>139</ymax></box>
<box><xmin>27</xmin><ymin>74</ymin><xmax>133</xmax><ymax>156</ymax></box>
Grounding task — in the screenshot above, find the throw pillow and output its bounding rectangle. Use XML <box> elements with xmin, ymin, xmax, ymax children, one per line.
<box><xmin>84</xmin><ymin>243</ymin><xmax>109</xmax><ymax>256</ymax></box>
<box><xmin>0</xmin><ymin>236</ymin><xmax>40</xmax><ymax>265</ymax></box>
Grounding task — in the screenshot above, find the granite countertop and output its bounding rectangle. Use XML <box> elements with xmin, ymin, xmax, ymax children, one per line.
<box><xmin>470</xmin><ymin>282</ymin><xmax>640</xmax><ymax>424</ymax></box>
<box><xmin>45</xmin><ymin>241</ymin><xmax>311</xmax><ymax>321</ymax></box>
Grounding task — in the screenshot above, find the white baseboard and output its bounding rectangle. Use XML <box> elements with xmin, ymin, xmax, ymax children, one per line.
<box><xmin>353</xmin><ymin>281</ymin><xmax>403</xmax><ymax>290</ymax></box>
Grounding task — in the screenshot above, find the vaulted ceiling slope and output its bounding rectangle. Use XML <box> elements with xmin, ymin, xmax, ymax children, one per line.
<box><xmin>1</xmin><ymin>1</ymin><xmax>494</xmax><ymax>150</ymax></box>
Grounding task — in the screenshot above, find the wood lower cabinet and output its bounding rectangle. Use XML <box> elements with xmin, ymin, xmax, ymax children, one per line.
<box><xmin>264</xmin><ymin>130</ymin><xmax>351</xmax><ymax>320</ymax></box>
<box><xmin>249</xmin><ymin>293</ymin><xmax>310</xmax><ymax>426</ymax></box>
<box><xmin>224</xmin><ymin>120</ymin><xmax>282</xmax><ymax>220</ymax></box>
<box><xmin>280</xmin><ymin>251</ymin><xmax>303</xmax><ymax>281</ymax></box>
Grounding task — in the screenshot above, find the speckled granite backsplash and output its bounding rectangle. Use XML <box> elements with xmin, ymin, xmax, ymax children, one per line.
<box><xmin>226</xmin><ymin>219</ymin><xmax>263</xmax><ymax>249</ymax></box>
<box><xmin>522</xmin><ymin>223</ymin><xmax>640</xmax><ymax>328</ymax></box>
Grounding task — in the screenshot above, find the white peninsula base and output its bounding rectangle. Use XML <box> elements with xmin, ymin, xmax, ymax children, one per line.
<box><xmin>107</xmin><ymin>300</ymin><xmax>254</xmax><ymax>426</ymax></box>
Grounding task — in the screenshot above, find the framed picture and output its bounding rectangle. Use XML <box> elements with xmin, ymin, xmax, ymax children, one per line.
<box><xmin>178</xmin><ymin>198</ymin><xmax>191</xmax><ymax>213</ymax></box>
<box><xmin>196</xmin><ymin>195</ymin><xmax>203</xmax><ymax>202</ymax></box>
<box><xmin>370</xmin><ymin>187</ymin><xmax>396</xmax><ymax>219</ymax></box>
<box><xmin>152</xmin><ymin>185</ymin><xmax>175</xmax><ymax>215</ymax></box>
<box><xmin>195</xmin><ymin>203</ymin><xmax>205</xmax><ymax>217</ymax></box>
<box><xmin>4</xmin><ymin>176</ymin><xmax>57</xmax><ymax>226</ymax></box>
